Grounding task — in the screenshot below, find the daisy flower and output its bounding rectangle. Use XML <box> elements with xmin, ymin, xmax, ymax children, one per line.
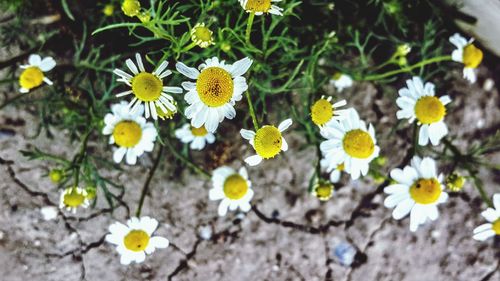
<box><xmin>102</xmin><ymin>101</ymin><xmax>157</xmax><ymax>165</ymax></box>
<box><xmin>311</xmin><ymin>180</ymin><xmax>334</xmax><ymax>201</ymax></box>
<box><xmin>190</xmin><ymin>23</ymin><xmax>215</xmax><ymax>48</ymax></box>
<box><xmin>384</xmin><ymin>157</ymin><xmax>448</xmax><ymax>232</ymax></box>
<box><xmin>19</xmin><ymin>54</ymin><xmax>56</xmax><ymax>93</ymax></box>
<box><xmin>330</xmin><ymin>73</ymin><xmax>353</xmax><ymax>92</ymax></box>
<box><xmin>396</xmin><ymin>77</ymin><xmax>451</xmax><ymax>146</ymax></box>
<box><xmin>113</xmin><ymin>53</ymin><xmax>181</xmax><ymax>120</ymax></box>
<box><xmin>240</xmin><ymin>118</ymin><xmax>293</xmax><ymax>166</ymax></box>
<box><xmin>175</xmin><ymin>124</ymin><xmax>215</xmax><ymax>150</ymax></box>
<box><xmin>176</xmin><ymin>57</ymin><xmax>252</xmax><ymax>132</ymax></box>
<box><xmin>239</xmin><ymin>0</ymin><xmax>283</xmax><ymax>16</ymax></box>
<box><xmin>121</xmin><ymin>0</ymin><xmax>140</xmax><ymax>17</ymax></box>
<box><xmin>320</xmin><ymin>159</ymin><xmax>344</xmax><ymax>183</ymax></box>
<box><xmin>59</xmin><ymin>187</ymin><xmax>90</xmax><ymax>214</ymax></box>
<box><xmin>449</xmin><ymin>33</ymin><xmax>483</xmax><ymax>83</ymax></box>
<box><xmin>106</xmin><ymin>216</ymin><xmax>169</xmax><ymax>265</ymax></box>
<box><xmin>320</xmin><ymin>109</ymin><xmax>379</xmax><ymax>180</ymax></box>
<box><xmin>473</xmin><ymin>193</ymin><xmax>500</xmax><ymax>241</ymax></box>
<box><xmin>310</xmin><ymin>96</ymin><xmax>349</xmax><ymax>127</ymax></box>
<box><xmin>209</xmin><ymin>166</ymin><xmax>254</xmax><ymax>216</ymax></box>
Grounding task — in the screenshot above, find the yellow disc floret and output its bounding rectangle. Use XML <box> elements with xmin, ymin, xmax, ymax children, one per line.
<box><xmin>223</xmin><ymin>174</ymin><xmax>249</xmax><ymax>200</ymax></box>
<box><xmin>245</xmin><ymin>0</ymin><xmax>272</xmax><ymax>13</ymax></box>
<box><xmin>131</xmin><ymin>72</ymin><xmax>163</xmax><ymax>102</ymax></box>
<box><xmin>462</xmin><ymin>44</ymin><xmax>483</xmax><ymax>69</ymax></box>
<box><xmin>196</xmin><ymin>67</ymin><xmax>234</xmax><ymax>107</ymax></box>
<box><xmin>414</xmin><ymin>96</ymin><xmax>446</xmax><ymax>124</ymax></box>
<box><xmin>191</xmin><ymin>125</ymin><xmax>208</xmax><ymax>137</ymax></box>
<box><xmin>63</xmin><ymin>188</ymin><xmax>86</xmax><ymax>208</ymax></box>
<box><xmin>313</xmin><ymin>182</ymin><xmax>334</xmax><ymax>201</ymax></box>
<box><xmin>311</xmin><ymin>98</ymin><xmax>333</xmax><ymax>126</ymax></box>
<box><xmin>19</xmin><ymin>67</ymin><xmax>44</xmax><ymax>90</ymax></box>
<box><xmin>254</xmin><ymin>125</ymin><xmax>283</xmax><ymax>159</ymax></box>
<box><xmin>121</xmin><ymin>0</ymin><xmax>140</xmax><ymax>17</ymax></box>
<box><xmin>337</xmin><ymin>163</ymin><xmax>345</xmax><ymax>171</ymax></box>
<box><xmin>124</xmin><ymin>230</ymin><xmax>150</xmax><ymax>252</ymax></box>
<box><xmin>191</xmin><ymin>24</ymin><xmax>214</xmax><ymax>48</ymax></box>
<box><xmin>156</xmin><ymin>104</ymin><xmax>177</xmax><ymax>120</ymax></box>
<box><xmin>113</xmin><ymin>121</ymin><xmax>142</xmax><ymax>148</ymax></box>
<box><xmin>492</xmin><ymin>219</ymin><xmax>500</xmax><ymax>235</ymax></box>
<box><xmin>342</xmin><ymin>129</ymin><xmax>375</xmax><ymax>159</ymax></box>
<box><xmin>410</xmin><ymin>178</ymin><xmax>442</xmax><ymax>204</ymax></box>
<box><xmin>103</xmin><ymin>4</ymin><xmax>114</xmax><ymax>16</ymax></box>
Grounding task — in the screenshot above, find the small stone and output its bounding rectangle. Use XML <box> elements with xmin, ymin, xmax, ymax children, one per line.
<box><xmin>40</xmin><ymin>206</ymin><xmax>58</xmax><ymax>221</ymax></box>
<box><xmin>198</xmin><ymin>225</ymin><xmax>212</xmax><ymax>240</ymax></box>
<box><xmin>333</xmin><ymin>242</ymin><xmax>357</xmax><ymax>267</ymax></box>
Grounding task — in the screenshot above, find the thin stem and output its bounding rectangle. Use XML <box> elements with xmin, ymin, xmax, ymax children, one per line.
<box><xmin>442</xmin><ymin>138</ymin><xmax>493</xmax><ymax>207</ymax></box>
<box><xmin>362</xmin><ymin>55</ymin><xmax>452</xmax><ymax>81</ymax></box>
<box><xmin>136</xmin><ymin>145</ymin><xmax>164</xmax><ymax>217</ymax></box>
<box><xmin>72</xmin><ymin>129</ymin><xmax>92</xmax><ymax>187</ymax></box>
<box><xmin>164</xmin><ymin>136</ymin><xmax>211</xmax><ymax>178</ymax></box>
<box><xmin>180</xmin><ymin>41</ymin><xmax>197</xmax><ymax>53</ymax></box>
<box><xmin>245</xmin><ymin>91</ymin><xmax>259</xmax><ymax>130</ymax></box>
<box><xmin>245</xmin><ymin>12</ymin><xmax>256</xmax><ymax>44</ymax></box>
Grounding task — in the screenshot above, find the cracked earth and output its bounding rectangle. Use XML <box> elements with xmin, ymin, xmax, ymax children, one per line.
<box><xmin>1</xmin><ymin>54</ymin><xmax>500</xmax><ymax>280</ymax></box>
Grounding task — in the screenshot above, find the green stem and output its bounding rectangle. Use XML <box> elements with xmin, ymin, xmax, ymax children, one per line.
<box><xmin>72</xmin><ymin>129</ymin><xmax>92</xmax><ymax>187</ymax></box>
<box><xmin>245</xmin><ymin>12</ymin><xmax>255</xmax><ymax>44</ymax></box>
<box><xmin>442</xmin><ymin>138</ymin><xmax>493</xmax><ymax>207</ymax></box>
<box><xmin>245</xmin><ymin>91</ymin><xmax>259</xmax><ymax>130</ymax></box>
<box><xmin>164</xmin><ymin>136</ymin><xmax>211</xmax><ymax>178</ymax></box>
<box><xmin>180</xmin><ymin>41</ymin><xmax>197</xmax><ymax>53</ymax></box>
<box><xmin>362</xmin><ymin>55</ymin><xmax>452</xmax><ymax>81</ymax></box>
<box><xmin>136</xmin><ymin>145</ymin><xmax>164</xmax><ymax>217</ymax></box>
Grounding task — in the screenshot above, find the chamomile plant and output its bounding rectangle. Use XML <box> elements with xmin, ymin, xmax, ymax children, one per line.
<box><xmin>3</xmin><ymin>0</ymin><xmax>500</xmax><ymax>271</ymax></box>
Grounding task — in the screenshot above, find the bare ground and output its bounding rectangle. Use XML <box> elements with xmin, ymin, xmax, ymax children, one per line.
<box><xmin>1</xmin><ymin>53</ymin><xmax>500</xmax><ymax>281</ymax></box>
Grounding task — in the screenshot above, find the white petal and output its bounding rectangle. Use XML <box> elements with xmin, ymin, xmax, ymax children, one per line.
<box><xmin>218</xmin><ymin>199</ymin><xmax>230</xmax><ymax>216</ymax></box>
<box><xmin>473</xmin><ymin>223</ymin><xmax>493</xmax><ymax>234</ymax></box>
<box><xmin>281</xmin><ymin>137</ymin><xmax>288</xmax><ymax>151</ymax></box>
<box><xmin>150</xmin><ymin>236</ymin><xmax>169</xmax><ymax>248</ymax></box>
<box><xmin>392</xmin><ymin>198</ymin><xmax>414</xmax><ymax>220</ymax></box>
<box><xmin>481</xmin><ymin>208</ymin><xmax>499</xmax><ymax>222</ymax></box>
<box><xmin>473</xmin><ymin>229</ymin><xmax>495</xmax><ymax>241</ymax></box>
<box><xmin>278</xmin><ymin>118</ymin><xmax>293</xmax><ymax>132</ymax></box>
<box><xmin>230</xmin><ymin>57</ymin><xmax>253</xmax><ymax>77</ymax></box>
<box><xmin>113</xmin><ymin>147</ymin><xmax>127</xmax><ymax>163</ymax></box>
<box><xmin>176</xmin><ymin>62</ymin><xmax>200</xmax><ymax>79</ymax></box>
<box><xmin>245</xmin><ymin>155</ymin><xmax>263</xmax><ymax>166</ymax></box>
<box><xmin>240</xmin><ymin>129</ymin><xmax>256</xmax><ymax>140</ymax></box>
<box><xmin>39</xmin><ymin>57</ymin><xmax>56</xmax><ymax>71</ymax></box>
<box><xmin>28</xmin><ymin>54</ymin><xmax>42</xmax><ymax>66</ymax></box>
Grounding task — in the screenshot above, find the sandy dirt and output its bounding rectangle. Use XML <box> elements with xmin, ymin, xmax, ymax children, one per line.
<box><xmin>1</xmin><ymin>51</ymin><xmax>500</xmax><ymax>280</ymax></box>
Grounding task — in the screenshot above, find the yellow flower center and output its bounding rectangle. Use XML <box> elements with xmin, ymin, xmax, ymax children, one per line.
<box><xmin>223</xmin><ymin>174</ymin><xmax>249</xmax><ymax>200</ymax></box>
<box><xmin>342</xmin><ymin>129</ymin><xmax>374</xmax><ymax>159</ymax></box>
<box><xmin>492</xmin><ymin>219</ymin><xmax>500</xmax><ymax>235</ymax></box>
<box><xmin>332</xmin><ymin>72</ymin><xmax>343</xmax><ymax>80</ymax></box>
<box><xmin>314</xmin><ymin>182</ymin><xmax>334</xmax><ymax>201</ymax></box>
<box><xmin>123</xmin><ymin>230</ymin><xmax>150</xmax><ymax>252</ymax></box>
<box><xmin>196</xmin><ymin>67</ymin><xmax>234</xmax><ymax>107</ymax></box>
<box><xmin>121</xmin><ymin>0</ymin><xmax>140</xmax><ymax>17</ymax></box>
<box><xmin>19</xmin><ymin>67</ymin><xmax>44</xmax><ymax>90</ymax></box>
<box><xmin>131</xmin><ymin>72</ymin><xmax>163</xmax><ymax>102</ymax></box>
<box><xmin>245</xmin><ymin>0</ymin><xmax>272</xmax><ymax>13</ymax></box>
<box><xmin>254</xmin><ymin>125</ymin><xmax>283</xmax><ymax>159</ymax></box>
<box><xmin>103</xmin><ymin>4</ymin><xmax>114</xmax><ymax>16</ymax></box>
<box><xmin>191</xmin><ymin>125</ymin><xmax>208</xmax><ymax>137</ymax></box>
<box><xmin>193</xmin><ymin>26</ymin><xmax>213</xmax><ymax>43</ymax></box>
<box><xmin>462</xmin><ymin>44</ymin><xmax>483</xmax><ymax>69</ymax></box>
<box><xmin>113</xmin><ymin>121</ymin><xmax>142</xmax><ymax>148</ymax></box>
<box><xmin>409</xmin><ymin>178</ymin><xmax>442</xmax><ymax>204</ymax></box>
<box><xmin>414</xmin><ymin>96</ymin><xmax>446</xmax><ymax>124</ymax></box>
<box><xmin>156</xmin><ymin>105</ymin><xmax>177</xmax><ymax>120</ymax></box>
<box><xmin>337</xmin><ymin>163</ymin><xmax>345</xmax><ymax>171</ymax></box>
<box><xmin>49</xmin><ymin>169</ymin><xmax>64</xmax><ymax>183</ymax></box>
<box><xmin>311</xmin><ymin>98</ymin><xmax>333</xmax><ymax>126</ymax></box>
<box><xmin>63</xmin><ymin>189</ymin><xmax>86</xmax><ymax>208</ymax></box>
